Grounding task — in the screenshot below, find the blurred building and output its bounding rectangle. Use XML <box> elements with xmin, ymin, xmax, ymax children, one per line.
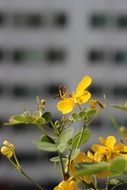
<box><xmin>0</xmin><ymin>0</ymin><xmax>127</xmax><ymax>189</ymax></box>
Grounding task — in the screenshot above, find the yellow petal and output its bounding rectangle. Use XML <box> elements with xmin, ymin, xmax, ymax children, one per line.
<box><xmin>106</xmin><ymin>136</ymin><xmax>116</xmax><ymax>149</ymax></box>
<box><xmin>92</xmin><ymin>144</ymin><xmax>107</xmax><ymax>153</ymax></box>
<box><xmin>74</xmin><ymin>152</ymin><xmax>86</xmax><ymax>162</ymax></box>
<box><xmin>57</xmin><ymin>98</ymin><xmax>74</xmax><ymax>114</ymax></box>
<box><xmin>99</xmin><ymin>137</ymin><xmax>106</xmax><ymax>145</ymax></box>
<box><xmin>76</xmin><ymin>75</ymin><xmax>92</xmax><ymax>97</ymax></box>
<box><xmin>1</xmin><ymin>146</ymin><xmax>9</xmax><ymax>155</ymax></box>
<box><xmin>54</xmin><ymin>186</ymin><xmax>62</xmax><ymax>190</ymax></box>
<box><xmin>75</xmin><ymin>91</ymin><xmax>91</xmax><ymax>104</ymax></box>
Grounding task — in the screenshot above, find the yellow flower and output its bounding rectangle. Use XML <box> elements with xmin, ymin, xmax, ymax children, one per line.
<box><xmin>92</xmin><ymin>136</ymin><xmax>127</xmax><ymax>161</ymax></box>
<box><xmin>68</xmin><ymin>151</ymin><xmax>110</xmax><ymax>184</ymax></box>
<box><xmin>1</xmin><ymin>140</ymin><xmax>14</xmax><ymax>158</ymax></box>
<box><xmin>54</xmin><ymin>177</ymin><xmax>80</xmax><ymax>190</ymax></box>
<box><xmin>57</xmin><ymin>75</ymin><xmax>92</xmax><ymax>114</ymax></box>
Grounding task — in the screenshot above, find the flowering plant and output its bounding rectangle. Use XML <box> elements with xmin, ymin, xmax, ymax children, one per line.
<box><xmin>1</xmin><ymin>75</ymin><xmax>127</xmax><ymax>190</ymax></box>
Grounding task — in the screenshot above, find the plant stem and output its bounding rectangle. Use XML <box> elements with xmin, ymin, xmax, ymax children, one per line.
<box><xmin>76</xmin><ymin>125</ymin><xmax>85</xmax><ymax>149</ymax></box>
<box><xmin>8</xmin><ymin>158</ymin><xmax>45</xmax><ymax>190</ymax></box>
<box><xmin>20</xmin><ymin>168</ymin><xmax>45</xmax><ymax>190</ymax></box>
<box><xmin>110</xmin><ymin>182</ymin><xmax>127</xmax><ymax>190</ymax></box>
<box><xmin>67</xmin><ymin>149</ymin><xmax>72</xmax><ymax>173</ymax></box>
<box><xmin>93</xmin><ymin>175</ymin><xmax>98</xmax><ymax>190</ymax></box>
<box><xmin>58</xmin><ymin>152</ymin><xmax>65</xmax><ymax>179</ymax></box>
<box><xmin>105</xmin><ymin>176</ymin><xmax>109</xmax><ymax>190</ymax></box>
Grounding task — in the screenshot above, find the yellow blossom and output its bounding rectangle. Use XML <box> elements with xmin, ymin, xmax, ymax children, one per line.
<box><xmin>92</xmin><ymin>136</ymin><xmax>127</xmax><ymax>161</ymax></box>
<box><xmin>54</xmin><ymin>177</ymin><xmax>80</xmax><ymax>190</ymax></box>
<box><xmin>68</xmin><ymin>151</ymin><xmax>110</xmax><ymax>184</ymax></box>
<box><xmin>57</xmin><ymin>75</ymin><xmax>92</xmax><ymax>114</ymax></box>
<box><xmin>1</xmin><ymin>140</ymin><xmax>14</xmax><ymax>158</ymax></box>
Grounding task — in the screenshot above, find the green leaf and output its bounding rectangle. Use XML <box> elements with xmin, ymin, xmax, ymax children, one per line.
<box><xmin>71</xmin><ymin>149</ymin><xmax>80</xmax><ymax>160</ymax></box>
<box><xmin>36</xmin><ymin>117</ymin><xmax>46</xmax><ymax>125</ymax></box>
<box><xmin>50</xmin><ymin>156</ymin><xmax>67</xmax><ymax>162</ymax></box>
<box><xmin>79</xmin><ymin>111</ymin><xmax>86</xmax><ymax>119</ymax></box>
<box><xmin>110</xmin><ymin>157</ymin><xmax>127</xmax><ymax>174</ymax></box>
<box><xmin>72</xmin><ymin>113</ymin><xmax>79</xmax><ymax>120</ymax></box>
<box><xmin>42</xmin><ymin>112</ymin><xmax>51</xmax><ymax>124</ymax></box>
<box><xmin>85</xmin><ymin>108</ymin><xmax>98</xmax><ymax>118</ymax></box>
<box><xmin>35</xmin><ymin>135</ymin><xmax>57</xmax><ymax>152</ymax></box>
<box><xmin>112</xmin><ymin>104</ymin><xmax>127</xmax><ymax>111</ymax></box>
<box><xmin>76</xmin><ymin>162</ymin><xmax>109</xmax><ymax>176</ymax></box>
<box><xmin>72</xmin><ymin>128</ymin><xmax>91</xmax><ymax>149</ymax></box>
<box><xmin>57</xmin><ymin>127</ymin><xmax>74</xmax><ymax>153</ymax></box>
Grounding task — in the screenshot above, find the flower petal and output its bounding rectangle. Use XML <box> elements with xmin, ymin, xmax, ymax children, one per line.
<box><xmin>57</xmin><ymin>98</ymin><xmax>74</xmax><ymax>114</ymax></box>
<box><xmin>92</xmin><ymin>144</ymin><xmax>107</xmax><ymax>153</ymax></box>
<box><xmin>106</xmin><ymin>136</ymin><xmax>116</xmax><ymax>149</ymax></box>
<box><xmin>75</xmin><ymin>75</ymin><xmax>92</xmax><ymax>97</ymax></box>
<box><xmin>75</xmin><ymin>91</ymin><xmax>91</xmax><ymax>104</ymax></box>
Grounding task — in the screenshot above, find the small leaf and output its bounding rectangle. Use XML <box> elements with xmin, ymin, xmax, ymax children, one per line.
<box><xmin>35</xmin><ymin>135</ymin><xmax>57</xmax><ymax>152</ymax></box>
<box><xmin>76</xmin><ymin>162</ymin><xmax>109</xmax><ymax>176</ymax></box>
<box><xmin>57</xmin><ymin>127</ymin><xmax>74</xmax><ymax>153</ymax></box>
<box><xmin>72</xmin><ymin>113</ymin><xmax>79</xmax><ymax>120</ymax></box>
<box><xmin>42</xmin><ymin>112</ymin><xmax>51</xmax><ymax>124</ymax></box>
<box><xmin>85</xmin><ymin>108</ymin><xmax>98</xmax><ymax>118</ymax></box>
<box><xmin>40</xmin><ymin>135</ymin><xmax>54</xmax><ymax>143</ymax></box>
<box><xmin>109</xmin><ymin>179</ymin><xmax>120</xmax><ymax>185</ymax></box>
<box><xmin>71</xmin><ymin>149</ymin><xmax>80</xmax><ymax>160</ymax></box>
<box><xmin>50</xmin><ymin>156</ymin><xmax>67</xmax><ymax>162</ymax></box>
<box><xmin>110</xmin><ymin>157</ymin><xmax>127</xmax><ymax>174</ymax></box>
<box><xmin>72</xmin><ymin>128</ymin><xmax>91</xmax><ymax>149</ymax></box>
<box><xmin>79</xmin><ymin>111</ymin><xmax>86</xmax><ymax>119</ymax></box>
<box><xmin>112</xmin><ymin>104</ymin><xmax>127</xmax><ymax>111</ymax></box>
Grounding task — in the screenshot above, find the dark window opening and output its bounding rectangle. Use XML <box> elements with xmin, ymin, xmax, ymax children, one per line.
<box><xmin>13</xmin><ymin>86</ymin><xmax>41</xmax><ymax>97</ymax></box>
<box><xmin>44</xmin><ymin>84</ymin><xmax>60</xmax><ymax>96</ymax></box>
<box><xmin>113</xmin><ymin>50</ymin><xmax>127</xmax><ymax>63</ymax></box>
<box><xmin>0</xmin><ymin>49</ymin><xmax>4</xmax><ymax>61</ymax></box>
<box><xmin>16</xmin><ymin>152</ymin><xmax>38</xmax><ymax>163</ymax></box>
<box><xmin>53</xmin><ymin>13</ymin><xmax>67</xmax><ymax>27</ymax></box>
<box><xmin>88</xmin><ymin>49</ymin><xmax>105</xmax><ymax>62</ymax></box>
<box><xmin>12</xmin><ymin>49</ymin><xmax>25</xmax><ymax>62</ymax></box>
<box><xmin>113</xmin><ymin>86</ymin><xmax>127</xmax><ymax>97</ymax></box>
<box><xmin>45</xmin><ymin>48</ymin><xmax>66</xmax><ymax>63</ymax></box>
<box><xmin>90</xmin><ymin>14</ymin><xmax>108</xmax><ymax>28</ymax></box>
<box><xmin>90</xmin><ymin>85</ymin><xmax>103</xmax><ymax>96</ymax></box>
<box><xmin>26</xmin><ymin>13</ymin><xmax>42</xmax><ymax>27</ymax></box>
<box><xmin>0</xmin><ymin>13</ymin><xmax>4</xmax><ymax>26</ymax></box>
<box><xmin>117</xmin><ymin>15</ymin><xmax>127</xmax><ymax>29</ymax></box>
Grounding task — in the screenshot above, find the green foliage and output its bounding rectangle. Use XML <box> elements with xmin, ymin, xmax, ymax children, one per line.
<box><xmin>5</xmin><ymin>111</ymin><xmax>51</xmax><ymax>127</ymax></box>
<box><xmin>76</xmin><ymin>162</ymin><xmax>109</xmax><ymax>176</ymax></box>
<box><xmin>112</xmin><ymin>103</ymin><xmax>127</xmax><ymax>111</ymax></box>
<box><xmin>110</xmin><ymin>157</ymin><xmax>127</xmax><ymax>175</ymax></box>
<box><xmin>42</xmin><ymin>112</ymin><xmax>51</xmax><ymax>124</ymax></box>
<box><xmin>57</xmin><ymin>127</ymin><xmax>74</xmax><ymax>153</ymax></box>
<box><xmin>72</xmin><ymin>128</ymin><xmax>91</xmax><ymax>149</ymax></box>
<box><xmin>35</xmin><ymin>135</ymin><xmax>57</xmax><ymax>152</ymax></box>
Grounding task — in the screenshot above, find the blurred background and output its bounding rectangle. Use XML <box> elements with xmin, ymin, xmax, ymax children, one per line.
<box><xmin>0</xmin><ymin>0</ymin><xmax>127</xmax><ymax>189</ymax></box>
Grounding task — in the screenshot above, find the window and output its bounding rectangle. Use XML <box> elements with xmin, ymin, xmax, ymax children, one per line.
<box><xmin>44</xmin><ymin>84</ymin><xmax>59</xmax><ymax>96</ymax></box>
<box><xmin>13</xmin><ymin>86</ymin><xmax>41</xmax><ymax>97</ymax></box>
<box><xmin>90</xmin><ymin>85</ymin><xmax>103</xmax><ymax>96</ymax></box>
<box><xmin>90</xmin><ymin>13</ymin><xmax>108</xmax><ymax>28</ymax></box>
<box><xmin>12</xmin><ymin>49</ymin><xmax>42</xmax><ymax>63</ymax></box>
<box><xmin>87</xmin><ymin>49</ymin><xmax>105</xmax><ymax>62</ymax></box>
<box><xmin>13</xmin><ymin>13</ymin><xmax>43</xmax><ymax>28</ymax></box>
<box><xmin>116</xmin><ymin>15</ymin><xmax>127</xmax><ymax>29</ymax></box>
<box><xmin>52</xmin><ymin>12</ymin><xmax>67</xmax><ymax>27</ymax></box>
<box><xmin>26</xmin><ymin>13</ymin><xmax>42</xmax><ymax>27</ymax></box>
<box><xmin>113</xmin><ymin>86</ymin><xmax>127</xmax><ymax>97</ymax></box>
<box><xmin>0</xmin><ymin>13</ymin><xmax>4</xmax><ymax>26</ymax></box>
<box><xmin>113</xmin><ymin>50</ymin><xmax>127</xmax><ymax>64</ymax></box>
<box><xmin>16</xmin><ymin>152</ymin><xmax>38</xmax><ymax>163</ymax></box>
<box><xmin>44</xmin><ymin>48</ymin><xmax>66</xmax><ymax>63</ymax></box>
